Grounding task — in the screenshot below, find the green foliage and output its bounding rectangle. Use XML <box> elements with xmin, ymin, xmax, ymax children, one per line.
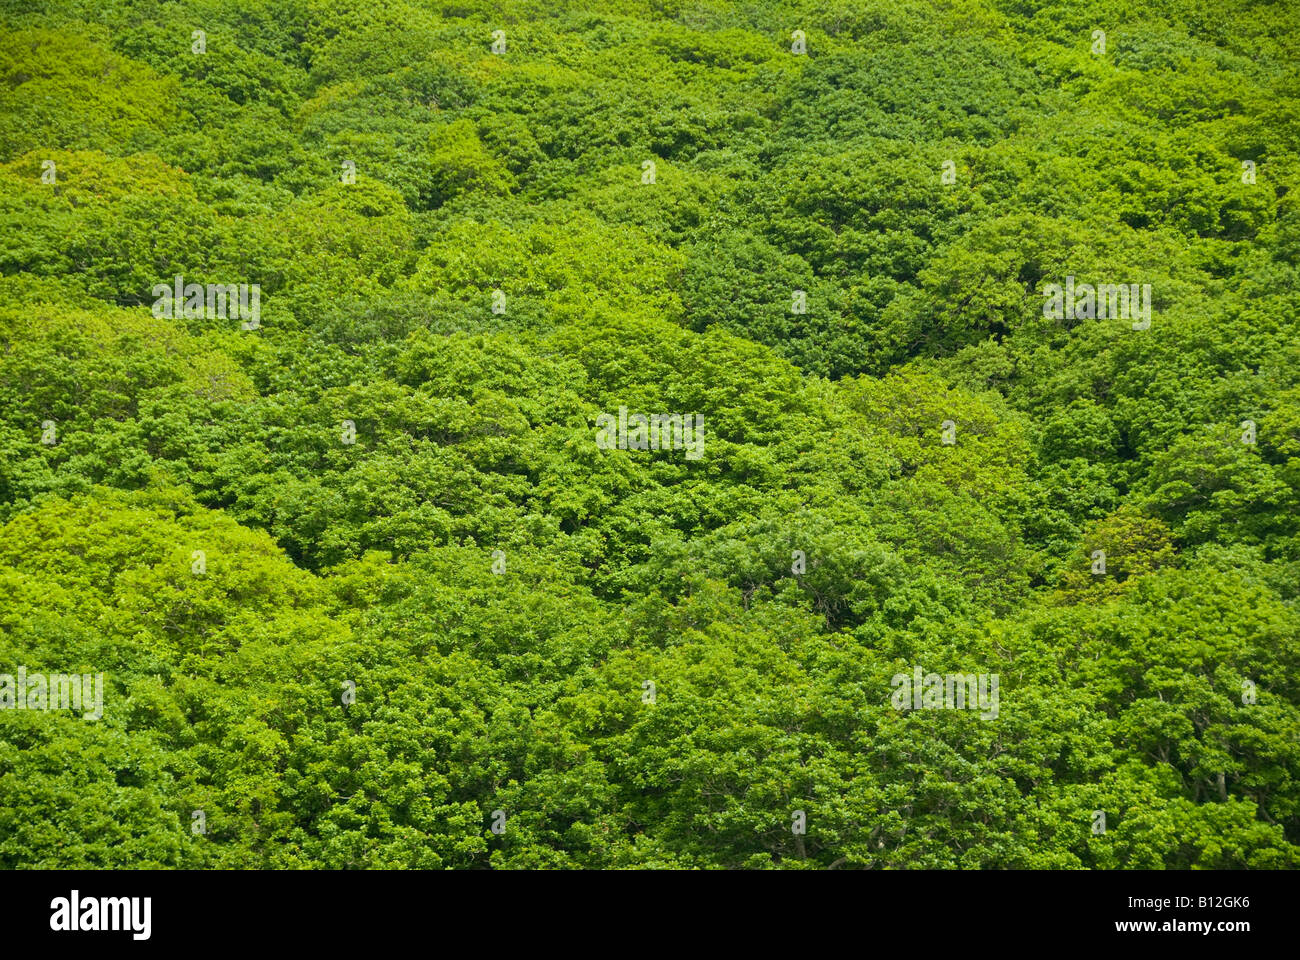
<box><xmin>1</xmin><ymin>0</ymin><xmax>1298</xmax><ymax>870</ymax></box>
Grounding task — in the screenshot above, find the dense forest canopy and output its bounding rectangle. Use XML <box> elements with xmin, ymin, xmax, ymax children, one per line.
<box><xmin>0</xmin><ymin>0</ymin><xmax>1298</xmax><ymax>868</ymax></box>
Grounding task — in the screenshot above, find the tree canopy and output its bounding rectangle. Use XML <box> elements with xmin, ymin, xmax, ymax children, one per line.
<box><xmin>1</xmin><ymin>0</ymin><xmax>1298</xmax><ymax>869</ymax></box>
